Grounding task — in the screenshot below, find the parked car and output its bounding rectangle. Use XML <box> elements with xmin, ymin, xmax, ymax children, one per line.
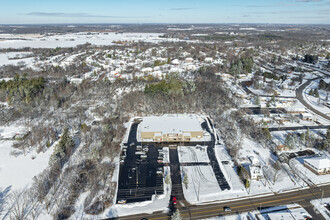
<box><xmin>117</xmin><ymin>200</ymin><xmax>126</xmax><ymax>204</ymax></box>
<box><xmin>224</xmin><ymin>207</ymin><xmax>231</xmax><ymax>212</ymax></box>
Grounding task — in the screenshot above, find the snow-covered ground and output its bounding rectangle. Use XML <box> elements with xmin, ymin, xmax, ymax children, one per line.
<box><xmin>204</xmin><ymin>204</ymin><xmax>312</xmax><ymax>220</ymax></box>
<box><xmin>238</xmin><ymin>137</ymin><xmax>304</xmax><ymax>193</ymax></box>
<box><xmin>290</xmin><ymin>157</ymin><xmax>330</xmax><ymax>186</ymax></box>
<box><xmin>0</xmin><ymin>32</ymin><xmax>176</xmax><ymax>49</ymax></box>
<box><xmin>0</xmin><ymin>125</ymin><xmax>54</xmax><ymax>191</ymax></box>
<box><xmin>0</xmin><ymin>52</ymin><xmax>34</xmax><ymax>66</ymax></box>
<box><xmin>178</xmin><ymin>145</ymin><xmax>209</xmax><ymax>163</ymax></box>
<box><xmin>163</xmin><ymin>147</ymin><xmax>170</xmax><ymax>163</ymax></box>
<box><xmin>271</xmin><ymin>129</ymin><xmax>324</xmax><ymax>148</ymax></box>
<box><xmin>0</xmin><ymin>124</ymin><xmax>25</xmax><ymax>139</ymax></box>
<box><xmin>181</xmin><ymin>165</ymin><xmax>224</xmax><ymax>204</ymax></box>
<box><xmin>249</xmin><ymin>86</ymin><xmax>296</xmax><ymax>98</ymax></box>
<box><xmin>311</xmin><ymin>197</ymin><xmax>330</xmax><ymax>219</ymax></box>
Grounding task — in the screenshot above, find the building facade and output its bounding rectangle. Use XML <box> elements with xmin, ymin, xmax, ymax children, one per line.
<box><xmin>138</xmin><ymin>114</ymin><xmax>205</xmax><ymax>143</ymax></box>
<box><xmin>304</xmin><ymin>157</ymin><xmax>330</xmax><ymax>175</ymax></box>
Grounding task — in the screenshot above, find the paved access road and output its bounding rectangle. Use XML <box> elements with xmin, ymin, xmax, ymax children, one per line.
<box><xmin>296</xmin><ymin>78</ymin><xmax>330</xmax><ymax>121</ymax></box>
<box><xmin>114</xmin><ymin>184</ymin><xmax>330</xmax><ymax>220</ymax></box>
<box><xmin>268</xmin><ymin>125</ymin><xmax>330</xmax><ymax>132</ymax></box>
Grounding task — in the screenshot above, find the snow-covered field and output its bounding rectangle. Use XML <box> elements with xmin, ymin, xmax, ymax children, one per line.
<box><xmin>178</xmin><ymin>145</ymin><xmax>209</xmax><ymax>163</ymax></box>
<box><xmin>0</xmin><ymin>125</ymin><xmax>53</xmax><ymax>191</ymax></box>
<box><xmin>0</xmin><ymin>52</ymin><xmax>34</xmax><ymax>66</ymax></box>
<box><xmin>0</xmin><ymin>32</ymin><xmax>174</xmax><ymax>49</ymax></box>
<box><xmin>181</xmin><ymin>165</ymin><xmax>223</xmax><ymax>204</ymax></box>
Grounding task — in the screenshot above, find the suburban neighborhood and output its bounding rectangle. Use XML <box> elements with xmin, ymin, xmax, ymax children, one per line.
<box><xmin>0</xmin><ymin>19</ymin><xmax>329</xmax><ymax>220</ymax></box>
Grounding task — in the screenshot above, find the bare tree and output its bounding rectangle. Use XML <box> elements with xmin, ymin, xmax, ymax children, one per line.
<box><xmin>8</xmin><ymin>189</ymin><xmax>38</xmax><ymax>220</ymax></box>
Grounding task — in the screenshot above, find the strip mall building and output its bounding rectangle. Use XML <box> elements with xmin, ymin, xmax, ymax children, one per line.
<box><xmin>138</xmin><ymin>114</ymin><xmax>205</xmax><ymax>143</ymax></box>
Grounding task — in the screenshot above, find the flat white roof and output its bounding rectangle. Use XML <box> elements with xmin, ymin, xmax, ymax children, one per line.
<box><xmin>304</xmin><ymin>156</ymin><xmax>330</xmax><ymax>170</ymax></box>
<box><xmin>139</xmin><ymin>114</ymin><xmax>204</xmax><ymax>134</ymax></box>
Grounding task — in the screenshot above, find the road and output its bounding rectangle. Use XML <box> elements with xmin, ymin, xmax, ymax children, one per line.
<box><xmin>114</xmin><ymin>184</ymin><xmax>330</xmax><ymax>220</ymax></box>
<box><xmin>296</xmin><ymin>78</ymin><xmax>330</xmax><ymax>121</ymax></box>
<box><xmin>268</xmin><ymin>125</ymin><xmax>330</xmax><ymax>132</ymax></box>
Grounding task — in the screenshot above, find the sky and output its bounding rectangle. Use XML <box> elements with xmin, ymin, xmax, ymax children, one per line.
<box><xmin>0</xmin><ymin>0</ymin><xmax>329</xmax><ymax>24</ymax></box>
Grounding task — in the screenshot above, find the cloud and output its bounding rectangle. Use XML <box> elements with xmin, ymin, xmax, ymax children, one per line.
<box><xmin>168</xmin><ymin>8</ymin><xmax>196</xmax><ymax>11</ymax></box>
<box><xmin>246</xmin><ymin>5</ymin><xmax>272</xmax><ymax>7</ymax></box>
<box><xmin>246</xmin><ymin>4</ymin><xmax>298</xmax><ymax>8</ymax></box>
<box><xmin>296</xmin><ymin>0</ymin><xmax>322</xmax><ymax>2</ymax></box>
<box><xmin>288</xmin><ymin>16</ymin><xmax>327</xmax><ymax>19</ymax></box>
<box><xmin>26</xmin><ymin>12</ymin><xmax>148</xmax><ymax>18</ymax></box>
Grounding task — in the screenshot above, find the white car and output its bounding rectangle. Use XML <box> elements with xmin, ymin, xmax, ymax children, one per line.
<box><xmin>224</xmin><ymin>207</ymin><xmax>231</xmax><ymax>212</ymax></box>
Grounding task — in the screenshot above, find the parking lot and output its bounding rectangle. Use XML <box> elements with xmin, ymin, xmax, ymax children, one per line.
<box><xmin>116</xmin><ymin>117</ymin><xmax>231</xmax><ymax>204</ymax></box>
<box><xmin>280</xmin><ymin>149</ymin><xmax>315</xmax><ymax>161</ymax></box>
<box><xmin>202</xmin><ymin>120</ymin><xmax>231</xmax><ymax>191</ymax></box>
<box><xmin>116</xmin><ymin>123</ymin><xmax>164</xmax><ymax>204</ymax></box>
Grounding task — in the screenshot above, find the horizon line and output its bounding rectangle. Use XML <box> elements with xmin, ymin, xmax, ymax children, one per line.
<box><xmin>0</xmin><ymin>22</ymin><xmax>330</xmax><ymax>26</ymax></box>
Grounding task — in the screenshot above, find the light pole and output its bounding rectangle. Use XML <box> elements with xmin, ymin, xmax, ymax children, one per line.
<box><xmin>321</xmin><ymin>189</ymin><xmax>324</xmax><ymax>203</ymax></box>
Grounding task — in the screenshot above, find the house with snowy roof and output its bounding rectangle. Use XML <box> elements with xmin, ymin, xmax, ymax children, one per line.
<box><xmin>304</xmin><ymin>156</ymin><xmax>330</xmax><ymax>175</ymax></box>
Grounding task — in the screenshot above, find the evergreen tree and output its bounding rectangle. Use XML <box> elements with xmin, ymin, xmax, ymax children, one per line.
<box><xmin>183</xmin><ymin>173</ymin><xmax>189</xmax><ymax>189</ymax></box>
<box><xmin>49</xmin><ymin>127</ymin><xmax>75</xmax><ymax>166</ymax></box>
<box><xmin>285</xmin><ymin>133</ymin><xmax>294</xmax><ymax>149</ymax></box>
<box><xmin>245</xmin><ymin>179</ymin><xmax>250</xmax><ymax>188</ymax></box>
<box><xmin>171</xmin><ymin>209</ymin><xmax>182</xmax><ymax>220</ymax></box>
<box><xmin>308</xmin><ymin>89</ymin><xmax>314</xmax><ymax>96</ymax></box>
<box><xmin>262</xmin><ymin>127</ymin><xmax>272</xmax><ymax>141</ymax></box>
<box><xmin>255</xmin><ymin>95</ymin><xmax>260</xmax><ymax>105</ymax></box>
<box><xmin>314</xmin><ymin>88</ymin><xmax>319</xmax><ymax>98</ymax></box>
<box><xmin>165</xmin><ymin>174</ymin><xmax>171</xmax><ymax>185</ymax></box>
